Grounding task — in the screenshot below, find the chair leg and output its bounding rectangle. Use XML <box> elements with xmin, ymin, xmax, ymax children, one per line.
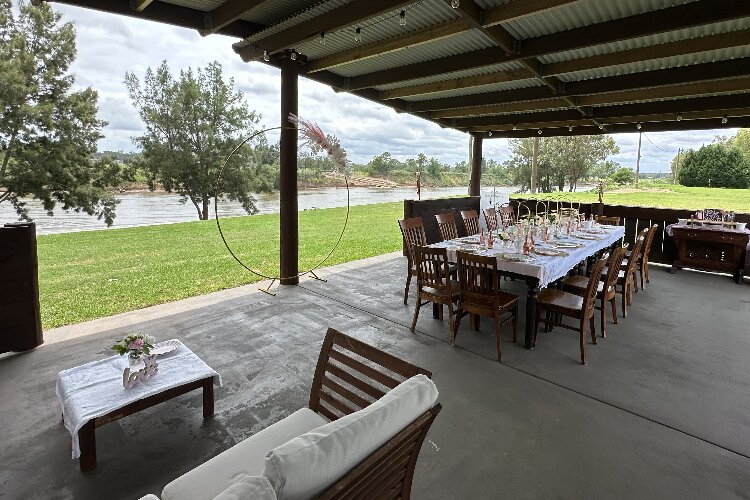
<box><xmin>600</xmin><ymin>297</ymin><xmax>607</xmax><ymax>339</ymax></box>
<box><xmin>610</xmin><ymin>296</ymin><xmax>618</xmax><ymax>324</ymax></box>
<box><xmin>632</xmin><ymin>269</ymin><xmax>639</xmax><ymax>292</ymax></box>
<box><xmin>494</xmin><ymin>314</ymin><xmax>502</xmax><ymax>362</ymax></box>
<box><xmin>403</xmin><ymin>273</ymin><xmax>412</xmax><ymax>305</ymax></box>
<box><xmin>447</xmin><ymin>301</ymin><xmax>455</xmax><ymax>344</ymax></box>
<box><xmin>580</xmin><ymin>321</ymin><xmax>587</xmax><ymax>365</ymax></box>
<box><xmin>452</xmin><ymin>307</ymin><xmax>462</xmax><ymax>346</ymax></box>
<box><xmin>512</xmin><ymin>303</ymin><xmax>518</xmax><ymax>343</ymax></box>
<box><xmin>544</xmin><ymin>310</ymin><xmax>552</xmax><ymax>333</ymax></box>
<box><xmin>644</xmin><ymin>258</ymin><xmax>650</xmax><ymax>283</ymax></box>
<box><xmin>590</xmin><ymin>316</ymin><xmax>597</xmax><ymax>345</ymax></box>
<box><xmin>410</xmin><ymin>298</ymin><xmax>422</xmax><ymax>332</ymax></box>
<box><xmin>621</xmin><ymin>285</ymin><xmax>628</xmax><ymax>318</ymax></box>
<box><xmin>534</xmin><ymin>305</ymin><xmax>542</xmax><ymax>348</ymax></box>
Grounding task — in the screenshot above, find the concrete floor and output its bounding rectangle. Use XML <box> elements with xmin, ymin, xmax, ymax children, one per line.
<box><xmin>2</xmin><ymin>252</ymin><xmax>750</xmax><ymax>499</ymax></box>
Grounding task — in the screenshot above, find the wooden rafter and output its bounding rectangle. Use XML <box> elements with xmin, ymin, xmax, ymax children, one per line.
<box><xmin>346</xmin><ymin>0</ymin><xmax>750</xmax><ymax>91</ymax></box>
<box><xmin>483</xmin><ymin>0</ymin><xmax>581</xmax><ymax>26</ymax></box>
<box><xmin>380</xmin><ymin>67</ymin><xmax>535</xmax><ymax>100</ymax></box>
<box><xmin>305</xmin><ymin>20</ymin><xmax>470</xmax><ymax>73</ymax></box>
<box><xmin>206</xmin><ymin>0</ymin><xmax>270</xmax><ymax>34</ymax></box>
<box><xmin>251</xmin><ymin>0</ymin><xmax>415</xmax><ymax>54</ymax></box>
<box><xmin>426</xmin><ymin>99</ymin><xmax>572</xmax><ymax>119</ymax></box>
<box><xmin>131</xmin><ymin>0</ymin><xmax>153</xmax><ymax>12</ymax></box>
<box><xmin>408</xmin><ymin>58</ymin><xmax>750</xmax><ymax>112</ymax></box>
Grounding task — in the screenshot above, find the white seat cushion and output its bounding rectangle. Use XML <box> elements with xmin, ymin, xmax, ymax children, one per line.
<box><xmin>161</xmin><ymin>408</ymin><xmax>327</xmax><ymax>500</ymax></box>
<box><xmin>212</xmin><ymin>475</ymin><xmax>277</xmax><ymax>500</ymax></box>
<box><xmin>139</xmin><ymin>495</ymin><xmax>161</xmax><ymax>500</ymax></box>
<box><xmin>264</xmin><ymin>374</ymin><xmax>439</xmax><ymax>500</ymax></box>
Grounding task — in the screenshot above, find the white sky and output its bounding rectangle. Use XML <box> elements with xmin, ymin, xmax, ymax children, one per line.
<box><xmin>55</xmin><ymin>3</ymin><xmax>738</xmax><ymax>173</ymax></box>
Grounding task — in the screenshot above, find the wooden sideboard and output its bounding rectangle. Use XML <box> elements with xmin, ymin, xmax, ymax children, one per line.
<box><xmin>670</xmin><ymin>225</ymin><xmax>749</xmax><ymax>284</ymax></box>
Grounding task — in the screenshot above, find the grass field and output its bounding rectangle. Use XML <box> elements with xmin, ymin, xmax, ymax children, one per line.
<box><xmin>37</xmin><ymin>202</ymin><xmax>404</xmax><ymax>330</ymax></box>
<box><xmin>513</xmin><ymin>184</ymin><xmax>750</xmax><ymax>212</ymax></box>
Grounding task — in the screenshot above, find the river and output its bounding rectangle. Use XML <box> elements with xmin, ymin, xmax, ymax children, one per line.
<box><xmin>0</xmin><ymin>186</ymin><xmax>520</xmax><ymax>235</ymax></box>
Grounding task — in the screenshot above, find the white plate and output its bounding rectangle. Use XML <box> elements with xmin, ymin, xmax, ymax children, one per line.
<box><xmin>150</xmin><ymin>339</ymin><xmax>181</xmax><ymax>356</ymax></box>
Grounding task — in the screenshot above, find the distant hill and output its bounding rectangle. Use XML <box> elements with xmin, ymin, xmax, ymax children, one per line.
<box><xmin>94</xmin><ymin>150</ymin><xmax>140</xmax><ymax>162</ymax></box>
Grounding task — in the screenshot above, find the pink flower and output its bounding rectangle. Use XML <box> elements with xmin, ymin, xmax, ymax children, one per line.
<box><xmin>128</xmin><ymin>339</ymin><xmax>144</xmax><ymax>350</ymax></box>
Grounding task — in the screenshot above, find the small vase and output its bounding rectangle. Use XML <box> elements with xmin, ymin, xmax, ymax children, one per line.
<box><xmin>128</xmin><ymin>354</ymin><xmax>145</xmax><ymax>372</ymax></box>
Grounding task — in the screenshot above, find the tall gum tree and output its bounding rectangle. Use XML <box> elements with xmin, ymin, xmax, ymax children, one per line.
<box><xmin>0</xmin><ymin>0</ymin><xmax>119</xmax><ymax>224</ymax></box>
<box><xmin>125</xmin><ymin>61</ymin><xmax>265</xmax><ymax>220</ymax></box>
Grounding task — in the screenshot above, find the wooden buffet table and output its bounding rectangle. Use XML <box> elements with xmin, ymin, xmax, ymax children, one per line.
<box><xmin>668</xmin><ymin>224</ymin><xmax>750</xmax><ymax>284</ymax></box>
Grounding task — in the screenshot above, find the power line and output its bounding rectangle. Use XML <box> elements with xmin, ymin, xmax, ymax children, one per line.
<box><xmin>642</xmin><ymin>132</ymin><xmax>671</xmax><ymax>153</ymax></box>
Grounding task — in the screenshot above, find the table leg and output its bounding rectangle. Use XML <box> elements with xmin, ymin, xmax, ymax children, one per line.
<box><xmin>203</xmin><ymin>377</ymin><xmax>215</xmax><ymax>418</ymax></box>
<box><xmin>432</xmin><ymin>303</ymin><xmax>440</xmax><ymax>319</ymax></box>
<box><xmin>79</xmin><ymin>420</ymin><xmax>96</xmax><ymax>472</ymax></box>
<box><xmin>524</xmin><ymin>280</ymin><xmax>540</xmax><ymax>349</ymax></box>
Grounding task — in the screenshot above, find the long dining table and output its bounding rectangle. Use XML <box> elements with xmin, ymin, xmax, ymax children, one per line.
<box><xmin>429</xmin><ymin>224</ymin><xmax>626</xmax><ymax>349</ymax></box>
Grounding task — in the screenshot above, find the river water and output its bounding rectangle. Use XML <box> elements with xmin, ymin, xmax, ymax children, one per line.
<box><xmin>0</xmin><ymin>186</ymin><xmax>520</xmax><ymax>235</ymax></box>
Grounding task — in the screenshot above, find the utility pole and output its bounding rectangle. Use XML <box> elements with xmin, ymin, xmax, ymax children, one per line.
<box><xmin>531</xmin><ymin>136</ymin><xmax>539</xmax><ymax>193</ymax></box>
<box><xmin>635</xmin><ymin>131</ymin><xmax>642</xmax><ymax>188</ymax></box>
<box><xmin>674</xmin><ymin>147</ymin><xmax>682</xmax><ymax>184</ymax></box>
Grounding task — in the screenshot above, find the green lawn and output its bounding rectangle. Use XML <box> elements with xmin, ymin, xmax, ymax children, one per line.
<box><xmin>37</xmin><ymin>202</ymin><xmax>404</xmax><ymax>330</ymax></box>
<box><xmin>513</xmin><ymin>184</ymin><xmax>750</xmax><ymax>213</ymax></box>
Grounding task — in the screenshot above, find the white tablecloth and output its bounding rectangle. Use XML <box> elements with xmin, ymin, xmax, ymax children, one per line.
<box><xmin>431</xmin><ymin>226</ymin><xmax>625</xmax><ymax>289</ymax></box>
<box><xmin>56</xmin><ymin>340</ymin><xmax>221</xmax><ymax>459</ymax></box>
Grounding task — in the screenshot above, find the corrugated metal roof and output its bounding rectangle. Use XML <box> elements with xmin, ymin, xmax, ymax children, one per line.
<box><xmin>165</xmin><ymin>0</ymin><xmax>223</xmax><ymax>11</ymax></box>
<box><xmin>376</xmin><ymin>60</ymin><xmax>527</xmax><ymax>91</ymax></box>
<box><xmin>240</xmin><ymin>0</ymin><xmax>324</xmax><ymax>26</ymax></box>
<box><xmin>402</xmin><ymin>77</ymin><xmax>542</xmax><ymax>102</ymax></box>
<box><xmin>329</xmin><ymin>29</ymin><xmax>496</xmax><ymax>78</ymax></box>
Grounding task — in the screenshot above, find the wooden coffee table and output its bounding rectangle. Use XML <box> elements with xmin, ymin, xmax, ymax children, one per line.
<box><xmin>56</xmin><ymin>341</ymin><xmax>220</xmax><ymax>471</ymax></box>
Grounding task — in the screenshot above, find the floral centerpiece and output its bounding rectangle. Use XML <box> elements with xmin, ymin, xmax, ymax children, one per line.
<box><xmin>112</xmin><ymin>333</ymin><xmax>155</xmax><ymax>364</ymax></box>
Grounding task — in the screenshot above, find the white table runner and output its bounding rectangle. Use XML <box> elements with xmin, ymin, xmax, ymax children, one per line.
<box><xmin>56</xmin><ymin>340</ymin><xmax>221</xmax><ymax>458</ymax></box>
<box><xmin>431</xmin><ymin>226</ymin><xmax>625</xmax><ymax>288</ymax></box>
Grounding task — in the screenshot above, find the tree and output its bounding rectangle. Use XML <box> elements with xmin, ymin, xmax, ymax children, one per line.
<box><xmin>126</xmin><ymin>61</ymin><xmax>264</xmax><ymax>220</ymax></box>
<box><xmin>545</xmin><ymin>135</ymin><xmax>620</xmax><ymax>191</ymax></box>
<box><xmin>678</xmin><ymin>143</ymin><xmax>749</xmax><ymax>188</ymax></box>
<box><xmin>729</xmin><ymin>129</ymin><xmax>750</xmax><ymax>159</ymax></box>
<box><xmin>0</xmin><ymin>1</ymin><xmax>119</xmax><ymax>225</ymax></box>
<box><xmin>590</xmin><ymin>160</ymin><xmax>620</xmax><ymax>179</ymax></box>
<box><xmin>610</xmin><ymin>167</ymin><xmax>634</xmax><ymax>185</ymax></box>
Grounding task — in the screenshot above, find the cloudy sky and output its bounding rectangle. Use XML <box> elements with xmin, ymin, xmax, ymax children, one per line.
<box><xmin>55</xmin><ymin>3</ymin><xmax>737</xmax><ymax>173</ymax></box>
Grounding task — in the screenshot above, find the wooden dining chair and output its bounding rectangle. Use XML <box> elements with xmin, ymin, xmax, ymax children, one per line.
<box><xmin>498</xmin><ymin>204</ymin><xmax>515</xmax><ymax>226</ymax></box>
<box><xmin>534</xmin><ymin>254</ymin><xmax>609</xmax><ymax>365</ymax></box>
<box><xmin>460</xmin><ymin>210</ymin><xmax>480</xmax><ymax>236</ymax></box>
<box><xmin>398</xmin><ymin>217</ymin><xmax>427</xmax><ymax>305</ymax></box>
<box><xmin>483</xmin><ymin>206</ymin><xmax>498</xmax><ymax>233</ymax></box>
<box><xmin>410</xmin><ymin>246</ymin><xmax>460</xmax><ymax>338</ymax></box>
<box><xmin>622</xmin><ymin>227</ymin><xmax>649</xmax><ymax>294</ymax></box>
<box><xmin>452</xmin><ymin>251</ymin><xmax>518</xmax><ymax>362</ymax></box>
<box><xmin>627</xmin><ymin>224</ymin><xmax>658</xmax><ymax>291</ymax></box>
<box><xmin>595</xmin><ymin>215</ymin><xmax>621</xmax><ymax>226</ymax></box>
<box><xmin>563</xmin><ymin>246</ymin><xmax>627</xmax><ymax>339</ymax></box>
<box><xmin>435</xmin><ymin>212</ymin><xmax>459</xmax><ymax>241</ymax></box>
<box><xmin>612</xmin><ymin>235</ymin><xmax>645</xmax><ymax>318</ymax></box>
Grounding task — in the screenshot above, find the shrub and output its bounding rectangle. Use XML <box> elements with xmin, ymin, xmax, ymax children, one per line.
<box><xmin>678</xmin><ymin>143</ymin><xmax>750</xmax><ymax>188</ymax></box>
<box><xmin>610</xmin><ymin>167</ymin><xmax>635</xmax><ymax>185</ymax></box>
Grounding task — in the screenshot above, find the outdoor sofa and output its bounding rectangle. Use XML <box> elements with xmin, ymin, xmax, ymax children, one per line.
<box><xmin>140</xmin><ymin>328</ymin><xmax>441</xmax><ymax>499</ymax></box>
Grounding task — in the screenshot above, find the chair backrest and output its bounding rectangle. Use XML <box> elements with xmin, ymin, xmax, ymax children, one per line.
<box><xmin>399</xmin><ymin>217</ymin><xmax>427</xmax><ymax>267</ymax></box>
<box><xmin>498</xmin><ymin>204</ymin><xmax>515</xmax><ymax>226</ymax></box>
<box><xmin>414</xmin><ymin>245</ymin><xmax>452</xmax><ymax>292</ymax></box>
<box><xmin>633</xmin><ymin>227</ymin><xmax>649</xmax><ymax>256</ymax></box>
<box><xmin>604</xmin><ymin>246</ymin><xmax>627</xmax><ymax>292</ymax></box>
<box><xmin>483</xmin><ymin>206</ymin><xmax>498</xmax><ymax>233</ymax></box>
<box><xmin>642</xmin><ymin>224</ymin><xmax>659</xmax><ymax>258</ymax></box>
<box><xmin>456</xmin><ymin>251</ymin><xmax>499</xmax><ymax>311</ymax></box>
<box><xmin>435</xmin><ymin>212</ymin><xmax>458</xmax><ymax>241</ymax></box>
<box><xmin>584</xmin><ymin>254</ymin><xmax>609</xmax><ymax>315</ymax></box>
<box><xmin>625</xmin><ymin>236</ymin><xmax>645</xmax><ymax>276</ymax></box>
<box><xmin>460</xmin><ymin>210</ymin><xmax>480</xmax><ymax>235</ymax></box>
<box><xmin>309</xmin><ymin>328</ymin><xmax>441</xmax><ymax>500</ymax></box>
<box><xmin>595</xmin><ymin>215</ymin><xmax>621</xmax><ymax>226</ymax></box>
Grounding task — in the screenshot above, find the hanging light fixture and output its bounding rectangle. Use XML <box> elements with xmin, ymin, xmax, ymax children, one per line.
<box><xmin>354</xmin><ymin>27</ymin><xmax>362</xmax><ymax>43</ymax></box>
<box><xmin>289</xmin><ymin>50</ymin><xmax>297</xmax><ymax>61</ymax></box>
<box><xmin>721</xmin><ymin>115</ymin><xmax>728</xmax><ymax>124</ymax></box>
<box><xmin>262</xmin><ymin>50</ymin><xmax>270</xmax><ymax>62</ymax></box>
<box><xmin>598</xmin><ymin>123</ymin><xmax>604</xmax><ymax>130</ymax></box>
<box><xmin>451</xmin><ymin>0</ymin><xmax>460</xmax><ymax>8</ymax></box>
<box><xmin>319</xmin><ymin>32</ymin><xmax>326</xmax><ymax>45</ymax></box>
<box><xmin>568</xmin><ymin>125</ymin><xmax>573</xmax><ymax>132</ymax></box>
<box><xmin>399</xmin><ymin>10</ymin><xmax>407</xmax><ymax>26</ymax></box>
<box><xmin>538</xmin><ymin>128</ymin><xmax>543</xmax><ymax>135</ymax></box>
<box><xmin>512</xmin><ymin>124</ymin><xmax>517</xmax><ymax>131</ymax></box>
<box><xmin>677</xmin><ymin>114</ymin><xmax>683</xmax><ymax>121</ymax></box>
<box><xmin>488</xmin><ymin>131</ymin><xmax>493</xmax><ymax>137</ymax></box>
<box><xmin>636</xmin><ymin>122</ymin><xmax>642</xmax><ymax>130</ymax></box>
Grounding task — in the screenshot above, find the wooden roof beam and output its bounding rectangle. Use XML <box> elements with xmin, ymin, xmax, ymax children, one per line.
<box><xmin>346</xmin><ymin>0</ymin><xmax>750</xmax><ymax>91</ymax></box>
<box><xmin>132</xmin><ymin>0</ymin><xmax>152</xmax><ymax>12</ymax></box>
<box><xmin>483</xmin><ymin>0</ymin><xmax>581</xmax><ymax>26</ymax></box>
<box><xmin>446</xmin><ymin>0</ymin><xmax>515</xmax><ymax>54</ymax></box>
<box><xmin>305</xmin><ymin>20</ymin><xmax>470</xmax><ymax>73</ymax></box>
<box><xmin>251</xmin><ymin>0</ymin><xmax>415</xmax><ymax>54</ymax></box>
<box><xmin>425</xmin><ymin>98</ymin><xmax>571</xmax><ymax>118</ymax></box>
<box><xmin>408</xmin><ymin>58</ymin><xmax>750</xmax><ymax>112</ymax></box>
<box><xmin>206</xmin><ymin>0</ymin><xmax>271</xmax><ymax>35</ymax></box>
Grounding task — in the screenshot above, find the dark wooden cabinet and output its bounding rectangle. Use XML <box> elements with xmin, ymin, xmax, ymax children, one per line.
<box><xmin>670</xmin><ymin>226</ymin><xmax>749</xmax><ymax>284</ymax></box>
<box><xmin>0</xmin><ymin>223</ymin><xmax>43</xmax><ymax>353</ymax></box>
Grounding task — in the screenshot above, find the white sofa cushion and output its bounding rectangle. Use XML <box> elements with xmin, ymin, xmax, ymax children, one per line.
<box><xmin>212</xmin><ymin>475</ymin><xmax>277</xmax><ymax>500</ymax></box>
<box><xmin>263</xmin><ymin>374</ymin><xmax>438</xmax><ymax>500</ymax></box>
<box><xmin>161</xmin><ymin>408</ymin><xmax>327</xmax><ymax>500</ymax></box>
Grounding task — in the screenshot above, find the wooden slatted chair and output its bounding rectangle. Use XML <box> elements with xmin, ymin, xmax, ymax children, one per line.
<box><xmin>435</xmin><ymin>212</ymin><xmax>459</xmax><ymax>241</ymax></box>
<box><xmin>595</xmin><ymin>215</ymin><xmax>621</xmax><ymax>226</ymax></box>
<box><xmin>498</xmin><ymin>204</ymin><xmax>515</xmax><ymax>226</ymax></box>
<box><xmin>626</xmin><ymin>224</ymin><xmax>658</xmax><ymax>290</ymax></box>
<box><xmin>460</xmin><ymin>210</ymin><xmax>480</xmax><ymax>235</ymax></box>
<box><xmin>398</xmin><ymin>217</ymin><xmax>427</xmax><ymax>305</ymax></box>
<box><xmin>310</xmin><ymin>328</ymin><xmax>442</xmax><ymax>499</ymax></box>
<box><xmin>452</xmin><ymin>251</ymin><xmax>518</xmax><ymax>362</ymax></box>
<box><xmin>562</xmin><ymin>246</ymin><xmax>628</xmax><ymax>339</ymax></box>
<box><xmin>410</xmin><ymin>246</ymin><xmax>459</xmax><ymax>337</ymax></box>
<box><xmin>483</xmin><ymin>206</ymin><xmax>498</xmax><ymax>233</ymax></box>
<box><xmin>611</xmin><ymin>235</ymin><xmax>645</xmax><ymax>318</ymax></box>
<box><xmin>621</xmin><ymin>227</ymin><xmax>649</xmax><ymax>294</ymax></box>
<box><xmin>534</xmin><ymin>254</ymin><xmax>609</xmax><ymax>365</ymax></box>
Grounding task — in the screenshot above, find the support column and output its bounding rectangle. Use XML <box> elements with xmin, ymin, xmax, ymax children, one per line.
<box><xmin>279</xmin><ymin>59</ymin><xmax>298</xmax><ymax>285</ymax></box>
<box><xmin>469</xmin><ymin>133</ymin><xmax>482</xmax><ymax>197</ymax></box>
<box><xmin>530</xmin><ymin>136</ymin><xmax>539</xmax><ymax>194</ymax></box>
